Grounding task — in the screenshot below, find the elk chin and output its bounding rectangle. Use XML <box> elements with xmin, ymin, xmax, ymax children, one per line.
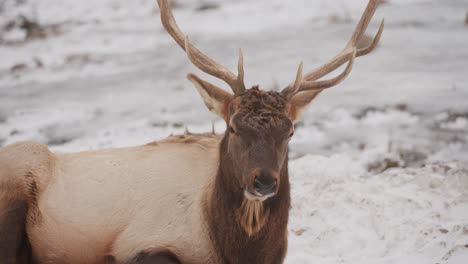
<box><xmin>238</xmin><ymin>189</ymin><xmax>271</xmax><ymax>237</ymax></box>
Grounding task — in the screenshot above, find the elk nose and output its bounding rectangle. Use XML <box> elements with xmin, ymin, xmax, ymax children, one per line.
<box><xmin>253</xmin><ymin>169</ymin><xmax>278</xmax><ymax>196</ymax></box>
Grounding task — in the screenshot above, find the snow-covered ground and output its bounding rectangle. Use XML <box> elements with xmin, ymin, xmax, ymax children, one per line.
<box><xmin>1</xmin><ymin>0</ymin><xmax>467</xmax><ymax>263</ymax></box>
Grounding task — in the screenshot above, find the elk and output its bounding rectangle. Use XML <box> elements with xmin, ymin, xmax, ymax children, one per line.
<box><xmin>0</xmin><ymin>0</ymin><xmax>384</xmax><ymax>263</ymax></box>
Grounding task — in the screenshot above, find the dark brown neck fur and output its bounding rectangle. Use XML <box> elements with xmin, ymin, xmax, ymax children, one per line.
<box><xmin>204</xmin><ymin>135</ymin><xmax>291</xmax><ymax>264</ymax></box>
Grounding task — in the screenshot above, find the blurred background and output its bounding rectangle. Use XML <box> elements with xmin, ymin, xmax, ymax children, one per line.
<box><xmin>0</xmin><ymin>0</ymin><xmax>467</xmax><ymax>263</ymax></box>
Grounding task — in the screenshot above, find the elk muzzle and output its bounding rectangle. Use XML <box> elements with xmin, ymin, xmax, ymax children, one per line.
<box><xmin>246</xmin><ymin>168</ymin><xmax>279</xmax><ymax>200</ymax></box>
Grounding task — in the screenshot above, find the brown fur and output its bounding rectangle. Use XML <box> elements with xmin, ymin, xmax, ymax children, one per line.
<box><xmin>24</xmin><ymin>171</ymin><xmax>41</xmax><ymax>225</ymax></box>
<box><xmin>203</xmin><ymin>86</ymin><xmax>292</xmax><ymax>263</ymax></box>
<box><xmin>237</xmin><ymin>198</ymin><xmax>270</xmax><ymax>237</ymax></box>
<box><xmin>148</xmin><ymin>133</ymin><xmax>222</xmax><ymax>146</ymax></box>
<box><xmin>204</xmin><ymin>139</ymin><xmax>290</xmax><ymax>263</ymax></box>
<box><xmin>129</xmin><ymin>251</ymin><xmax>181</xmax><ymax>264</ymax></box>
<box><xmin>232</xmin><ymin>86</ymin><xmax>290</xmax><ymax>130</ymax></box>
<box><xmin>0</xmin><ymin>182</ymin><xmax>34</xmax><ymax>264</ymax></box>
<box><xmin>0</xmin><ymin>141</ymin><xmax>53</xmax><ymax>264</ymax></box>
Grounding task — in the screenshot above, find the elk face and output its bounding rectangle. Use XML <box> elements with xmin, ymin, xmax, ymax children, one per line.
<box><xmin>226</xmin><ymin>88</ymin><xmax>294</xmax><ymax>200</ymax></box>
<box><xmin>187</xmin><ymin>74</ymin><xmax>297</xmax><ymax>200</ymax></box>
<box><xmin>157</xmin><ymin>0</ymin><xmax>384</xmax><ymax>201</ymax></box>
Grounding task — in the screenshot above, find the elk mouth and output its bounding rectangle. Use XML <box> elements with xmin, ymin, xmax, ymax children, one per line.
<box><xmin>244</xmin><ymin>188</ymin><xmax>275</xmax><ymax>202</ymax></box>
<box><xmin>244</xmin><ymin>168</ymin><xmax>279</xmax><ymax>201</ymax></box>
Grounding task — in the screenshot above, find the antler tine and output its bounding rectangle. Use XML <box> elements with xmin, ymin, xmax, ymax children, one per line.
<box><xmin>304</xmin><ymin>0</ymin><xmax>383</xmax><ymax>82</ymax></box>
<box><xmin>283</xmin><ymin>62</ymin><xmax>304</xmax><ymax>99</ymax></box>
<box><xmin>303</xmin><ymin>19</ymin><xmax>384</xmax><ymax>82</ymax></box>
<box><xmin>296</xmin><ymin>49</ymin><xmax>356</xmax><ymax>93</ymax></box>
<box><xmin>346</xmin><ymin>0</ymin><xmax>381</xmax><ymax>50</ymax></box>
<box><xmin>237</xmin><ymin>48</ymin><xmax>245</xmax><ymax>88</ymax></box>
<box><xmin>357</xmin><ymin>19</ymin><xmax>384</xmax><ymax>57</ymax></box>
<box><xmin>282</xmin><ymin>0</ymin><xmax>383</xmax><ymax>97</ymax></box>
<box><xmin>157</xmin><ymin>0</ymin><xmax>246</xmax><ymax>94</ymax></box>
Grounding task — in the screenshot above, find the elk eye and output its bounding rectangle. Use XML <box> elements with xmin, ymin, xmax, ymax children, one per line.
<box><xmin>229</xmin><ymin>126</ymin><xmax>238</xmax><ymax>135</ymax></box>
<box><xmin>289</xmin><ymin>131</ymin><xmax>295</xmax><ymax>138</ymax></box>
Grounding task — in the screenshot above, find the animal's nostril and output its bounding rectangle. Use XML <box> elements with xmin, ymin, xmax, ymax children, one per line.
<box><xmin>253</xmin><ymin>175</ymin><xmax>276</xmax><ymax>195</ymax></box>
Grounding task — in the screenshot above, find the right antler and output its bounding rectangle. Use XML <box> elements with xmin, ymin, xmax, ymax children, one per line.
<box><xmin>157</xmin><ymin>0</ymin><xmax>246</xmax><ymax>95</ymax></box>
<box><xmin>282</xmin><ymin>0</ymin><xmax>384</xmax><ymax>99</ymax></box>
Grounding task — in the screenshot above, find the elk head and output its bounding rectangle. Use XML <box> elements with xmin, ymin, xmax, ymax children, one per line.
<box><xmin>157</xmin><ymin>0</ymin><xmax>384</xmax><ymax>201</ymax></box>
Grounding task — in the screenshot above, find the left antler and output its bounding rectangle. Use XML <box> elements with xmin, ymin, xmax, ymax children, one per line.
<box><xmin>157</xmin><ymin>0</ymin><xmax>246</xmax><ymax>95</ymax></box>
<box><xmin>282</xmin><ymin>0</ymin><xmax>384</xmax><ymax>98</ymax></box>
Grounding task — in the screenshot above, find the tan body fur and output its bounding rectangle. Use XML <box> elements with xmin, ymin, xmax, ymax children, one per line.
<box><xmin>0</xmin><ymin>135</ymin><xmax>222</xmax><ymax>264</ymax></box>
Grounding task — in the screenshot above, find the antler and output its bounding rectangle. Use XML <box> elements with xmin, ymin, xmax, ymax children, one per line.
<box><xmin>282</xmin><ymin>0</ymin><xmax>384</xmax><ymax>98</ymax></box>
<box><xmin>157</xmin><ymin>0</ymin><xmax>246</xmax><ymax>94</ymax></box>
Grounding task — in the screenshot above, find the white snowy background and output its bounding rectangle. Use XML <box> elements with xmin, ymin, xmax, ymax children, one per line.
<box><xmin>1</xmin><ymin>0</ymin><xmax>467</xmax><ymax>263</ymax></box>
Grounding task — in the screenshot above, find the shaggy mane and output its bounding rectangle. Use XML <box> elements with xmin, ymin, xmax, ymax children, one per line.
<box><xmin>237</xmin><ymin>197</ymin><xmax>270</xmax><ymax>237</ymax></box>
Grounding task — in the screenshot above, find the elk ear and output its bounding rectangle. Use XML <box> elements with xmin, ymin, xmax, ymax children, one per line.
<box><xmin>288</xmin><ymin>91</ymin><xmax>322</xmax><ymax>123</ymax></box>
<box><xmin>188</xmin><ymin>73</ymin><xmax>233</xmax><ymax>121</ymax></box>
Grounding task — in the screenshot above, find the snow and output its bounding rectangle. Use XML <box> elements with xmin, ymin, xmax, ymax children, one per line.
<box><xmin>288</xmin><ymin>155</ymin><xmax>468</xmax><ymax>264</ymax></box>
<box><xmin>1</xmin><ymin>0</ymin><xmax>467</xmax><ymax>263</ymax></box>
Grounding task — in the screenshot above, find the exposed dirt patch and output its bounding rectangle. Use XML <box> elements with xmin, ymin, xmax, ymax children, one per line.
<box><xmin>10</xmin><ymin>63</ymin><xmax>28</xmax><ymax>73</ymax></box>
<box><xmin>399</xmin><ymin>149</ymin><xmax>427</xmax><ymax>167</ymax></box>
<box><xmin>367</xmin><ymin>148</ymin><xmax>428</xmax><ymax>173</ymax></box>
<box><xmin>1</xmin><ymin>15</ymin><xmax>63</xmax><ymax>45</ymax></box>
<box><xmin>0</xmin><ymin>112</ymin><xmax>6</xmax><ymax>123</ymax></box>
<box><xmin>399</xmin><ymin>20</ymin><xmax>426</xmax><ymax>28</ymax></box>
<box><xmin>439</xmin><ymin>228</ymin><xmax>449</xmax><ymax>234</ymax></box>
<box><xmin>293</xmin><ymin>228</ymin><xmax>307</xmax><ymax>236</ymax></box>
<box><xmin>442</xmin><ymin>112</ymin><xmax>468</xmax><ymax>123</ymax></box>
<box><xmin>65</xmin><ymin>53</ymin><xmax>105</xmax><ymax>66</ymax></box>
<box><xmin>9</xmin><ymin>129</ymin><xmax>21</xmax><ymax>136</ymax></box>
<box><xmin>45</xmin><ymin>137</ymin><xmax>73</xmax><ymax>146</ymax></box>
<box><xmin>354</xmin><ymin>104</ymin><xmax>413</xmax><ymax>120</ymax></box>
<box><xmin>7</xmin><ymin>57</ymin><xmax>43</xmax><ymax>77</ymax></box>
<box><xmin>328</xmin><ymin>14</ymin><xmax>352</xmax><ymax>24</ymax></box>
<box><xmin>354</xmin><ymin>106</ymin><xmax>380</xmax><ymax>120</ymax></box>
<box><xmin>150</xmin><ymin>121</ymin><xmax>184</xmax><ymax>128</ymax></box>
<box><xmin>195</xmin><ymin>2</ymin><xmax>220</xmax><ymax>12</ymax></box>
<box><xmin>40</xmin><ymin>123</ymin><xmax>84</xmax><ymax>146</ymax></box>
<box><xmin>367</xmin><ymin>158</ymin><xmax>401</xmax><ymax>173</ymax></box>
<box><xmin>433</xmin><ymin>111</ymin><xmax>468</xmax><ymax>132</ymax></box>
